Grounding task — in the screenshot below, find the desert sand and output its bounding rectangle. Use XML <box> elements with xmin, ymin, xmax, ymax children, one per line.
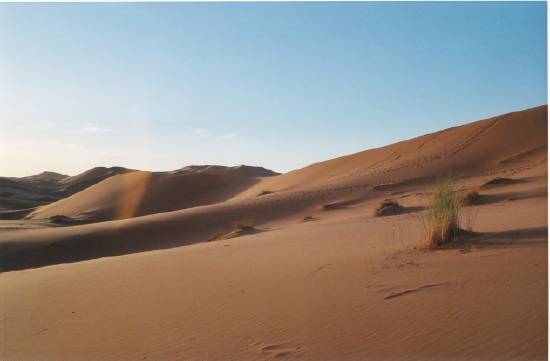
<box><xmin>0</xmin><ymin>105</ymin><xmax>547</xmax><ymax>361</ymax></box>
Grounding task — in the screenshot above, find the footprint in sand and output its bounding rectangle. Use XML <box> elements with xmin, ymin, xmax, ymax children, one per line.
<box><xmin>383</xmin><ymin>282</ymin><xmax>449</xmax><ymax>300</ymax></box>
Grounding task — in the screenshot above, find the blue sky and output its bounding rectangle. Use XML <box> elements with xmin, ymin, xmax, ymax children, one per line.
<box><xmin>0</xmin><ymin>2</ymin><xmax>546</xmax><ymax>176</ymax></box>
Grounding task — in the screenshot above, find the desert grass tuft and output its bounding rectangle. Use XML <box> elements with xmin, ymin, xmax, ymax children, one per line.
<box><xmin>419</xmin><ymin>177</ymin><xmax>462</xmax><ymax>249</ymax></box>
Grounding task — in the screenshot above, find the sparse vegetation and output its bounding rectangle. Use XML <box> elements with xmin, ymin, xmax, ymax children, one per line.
<box><xmin>234</xmin><ymin>217</ymin><xmax>256</xmax><ymax>231</ymax></box>
<box><xmin>49</xmin><ymin>214</ymin><xmax>74</xmax><ymax>224</ymax></box>
<box><xmin>374</xmin><ymin>200</ymin><xmax>402</xmax><ymax>217</ymax></box>
<box><xmin>420</xmin><ymin>176</ymin><xmax>462</xmax><ymax>249</ymax></box>
<box><xmin>208</xmin><ymin>217</ymin><xmax>259</xmax><ymax>242</ymax></box>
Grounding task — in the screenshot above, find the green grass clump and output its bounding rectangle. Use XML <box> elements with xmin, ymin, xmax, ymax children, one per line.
<box><xmin>420</xmin><ymin>177</ymin><xmax>462</xmax><ymax>249</ymax></box>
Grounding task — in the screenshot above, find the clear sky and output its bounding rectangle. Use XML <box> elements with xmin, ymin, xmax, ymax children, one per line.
<box><xmin>0</xmin><ymin>2</ymin><xmax>546</xmax><ymax>177</ymax></box>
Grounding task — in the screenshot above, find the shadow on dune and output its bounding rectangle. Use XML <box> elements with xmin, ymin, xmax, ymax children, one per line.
<box><xmin>479</xmin><ymin>227</ymin><xmax>548</xmax><ymax>247</ymax></box>
<box><xmin>439</xmin><ymin>226</ymin><xmax>548</xmax><ymax>251</ymax></box>
<box><xmin>467</xmin><ymin>189</ymin><xmax>547</xmax><ymax>206</ymax></box>
<box><xmin>480</xmin><ymin>177</ymin><xmax>526</xmax><ymax>189</ymax></box>
<box><xmin>0</xmin><ymin>208</ymin><xmax>35</xmax><ymax>220</ymax></box>
<box><xmin>400</xmin><ymin>206</ymin><xmax>426</xmax><ymax>215</ymax></box>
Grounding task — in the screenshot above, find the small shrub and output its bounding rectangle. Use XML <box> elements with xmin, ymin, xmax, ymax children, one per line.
<box><xmin>208</xmin><ymin>217</ymin><xmax>258</xmax><ymax>241</ymax></box>
<box><xmin>420</xmin><ymin>177</ymin><xmax>462</xmax><ymax>249</ymax></box>
<box><xmin>234</xmin><ymin>217</ymin><xmax>256</xmax><ymax>230</ymax></box>
<box><xmin>374</xmin><ymin>200</ymin><xmax>402</xmax><ymax>217</ymax></box>
<box><xmin>49</xmin><ymin>214</ymin><xmax>74</xmax><ymax>224</ymax></box>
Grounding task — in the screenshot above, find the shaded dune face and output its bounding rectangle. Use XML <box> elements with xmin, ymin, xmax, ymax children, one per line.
<box><xmin>0</xmin><ymin>105</ymin><xmax>546</xmax><ymax>272</ymax></box>
<box><xmin>0</xmin><ymin>167</ymin><xmax>134</xmax><ymax>212</ymax></box>
<box><xmin>27</xmin><ymin>171</ymin><xmax>262</xmax><ymax>222</ymax></box>
<box><xmin>57</xmin><ymin>166</ymin><xmax>135</xmax><ymax>195</ymax></box>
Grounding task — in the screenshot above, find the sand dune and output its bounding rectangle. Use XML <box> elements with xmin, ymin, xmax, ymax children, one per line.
<box><xmin>174</xmin><ymin>164</ymin><xmax>279</xmax><ymax>177</ymax></box>
<box><xmin>26</xmin><ymin>165</ymin><xmax>278</xmax><ymax>222</ymax></box>
<box><xmin>19</xmin><ymin>171</ymin><xmax>69</xmax><ymax>183</ymax></box>
<box><xmin>0</xmin><ymin>172</ymin><xmax>546</xmax><ymax>361</ymax></box>
<box><xmin>57</xmin><ymin>166</ymin><xmax>136</xmax><ymax>195</ymax></box>
<box><xmin>0</xmin><ymin>172</ymin><xmax>69</xmax><ymax>212</ymax></box>
<box><xmin>0</xmin><ymin>177</ymin><xmax>58</xmax><ymax>212</ymax></box>
<box><xmin>1</xmin><ymin>106</ymin><xmax>545</xmax><ymax>271</ymax></box>
<box><xmin>0</xmin><ymin>105</ymin><xmax>547</xmax><ymax>361</ymax></box>
<box><xmin>0</xmin><ymin>167</ymin><xmax>134</xmax><ymax>213</ymax></box>
<box><xmin>236</xmin><ymin>105</ymin><xmax>547</xmax><ymax>196</ymax></box>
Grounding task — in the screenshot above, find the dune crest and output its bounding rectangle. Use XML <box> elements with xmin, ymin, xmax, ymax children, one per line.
<box><xmin>0</xmin><ymin>166</ymin><xmax>134</xmax><ymax>212</ymax></box>
<box><xmin>237</xmin><ymin>105</ymin><xmax>547</xmax><ymax>195</ymax></box>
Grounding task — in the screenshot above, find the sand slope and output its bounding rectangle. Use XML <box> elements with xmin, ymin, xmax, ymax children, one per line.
<box><xmin>0</xmin><ymin>167</ymin><xmax>134</xmax><ymax>213</ymax></box>
<box><xmin>0</xmin><ymin>105</ymin><xmax>546</xmax><ymax>361</ymax></box>
<box><xmin>27</xmin><ymin>165</ymin><xmax>278</xmax><ymax>222</ymax></box>
<box><xmin>236</xmin><ymin>105</ymin><xmax>547</xmax><ymax>196</ymax></box>
<box><xmin>0</xmin><ymin>173</ymin><xmax>546</xmax><ymax>361</ymax></box>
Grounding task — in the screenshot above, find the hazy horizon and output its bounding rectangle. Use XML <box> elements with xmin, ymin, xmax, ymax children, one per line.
<box><xmin>1</xmin><ymin>2</ymin><xmax>546</xmax><ymax>177</ymax></box>
<box><xmin>2</xmin><ymin>103</ymin><xmax>547</xmax><ymax>178</ymax></box>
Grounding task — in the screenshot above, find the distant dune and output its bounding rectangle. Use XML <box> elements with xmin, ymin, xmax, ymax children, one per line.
<box><xmin>57</xmin><ymin>166</ymin><xmax>136</xmax><ymax>195</ymax></box>
<box><xmin>0</xmin><ymin>166</ymin><xmax>135</xmax><ymax>213</ymax></box>
<box><xmin>20</xmin><ymin>171</ymin><xmax>69</xmax><ymax>183</ymax></box>
<box><xmin>174</xmin><ymin>164</ymin><xmax>279</xmax><ymax>178</ymax></box>
<box><xmin>27</xmin><ymin>165</ymin><xmax>278</xmax><ymax>222</ymax></box>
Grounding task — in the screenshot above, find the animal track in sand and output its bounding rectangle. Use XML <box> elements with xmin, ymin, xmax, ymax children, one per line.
<box><xmin>383</xmin><ymin>282</ymin><xmax>449</xmax><ymax>300</ymax></box>
<box><xmin>306</xmin><ymin>263</ymin><xmax>333</xmax><ymax>277</ymax></box>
